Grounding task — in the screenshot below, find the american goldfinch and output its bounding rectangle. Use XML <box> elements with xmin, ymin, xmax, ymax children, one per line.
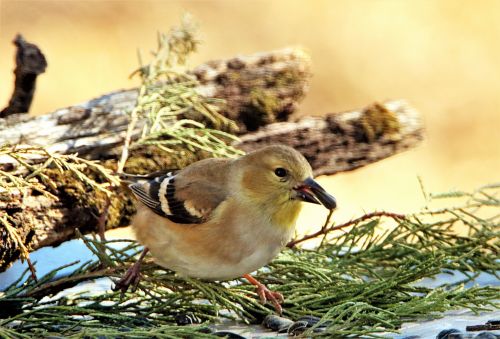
<box><xmin>116</xmin><ymin>145</ymin><xmax>336</xmax><ymax>313</ymax></box>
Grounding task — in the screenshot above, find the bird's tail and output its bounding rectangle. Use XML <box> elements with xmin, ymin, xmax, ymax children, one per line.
<box><xmin>118</xmin><ymin>170</ymin><xmax>177</xmax><ymax>184</ymax></box>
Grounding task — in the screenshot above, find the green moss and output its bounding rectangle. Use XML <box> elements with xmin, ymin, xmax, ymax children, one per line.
<box><xmin>249</xmin><ymin>88</ymin><xmax>280</xmax><ymax>120</ymax></box>
<box><xmin>122</xmin><ymin>145</ymin><xmax>206</xmax><ymax>175</ymax></box>
<box><xmin>269</xmin><ymin>68</ymin><xmax>305</xmax><ymax>89</ymax></box>
<box><xmin>216</xmin><ymin>61</ymin><xmax>308</xmax><ymax>132</ymax></box>
<box><xmin>238</xmin><ymin>88</ymin><xmax>280</xmax><ymax>131</ymax></box>
<box><xmin>45</xmin><ymin>167</ymin><xmax>135</xmax><ymax>235</ymax></box>
<box><xmin>360</xmin><ymin>103</ymin><xmax>401</xmax><ymax>142</ymax></box>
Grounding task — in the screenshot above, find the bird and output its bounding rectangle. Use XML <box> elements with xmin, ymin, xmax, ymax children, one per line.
<box><xmin>115</xmin><ymin>145</ymin><xmax>336</xmax><ymax>314</ymax></box>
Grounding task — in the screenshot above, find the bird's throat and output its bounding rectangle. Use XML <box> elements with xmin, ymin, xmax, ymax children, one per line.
<box><xmin>271</xmin><ymin>200</ymin><xmax>302</xmax><ymax>230</ymax></box>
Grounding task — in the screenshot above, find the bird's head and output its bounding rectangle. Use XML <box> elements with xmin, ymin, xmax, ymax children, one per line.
<box><xmin>234</xmin><ymin>145</ymin><xmax>337</xmax><ymax>212</ymax></box>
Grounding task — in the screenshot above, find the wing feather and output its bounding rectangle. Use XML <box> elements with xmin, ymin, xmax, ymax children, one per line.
<box><xmin>129</xmin><ymin>184</ymin><xmax>160</xmax><ymax>211</ymax></box>
<box><xmin>127</xmin><ymin>159</ymin><xmax>231</xmax><ymax>224</ymax></box>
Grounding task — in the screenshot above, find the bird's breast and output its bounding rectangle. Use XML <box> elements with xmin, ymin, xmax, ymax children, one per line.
<box><xmin>134</xmin><ymin>198</ymin><xmax>299</xmax><ymax>281</ymax></box>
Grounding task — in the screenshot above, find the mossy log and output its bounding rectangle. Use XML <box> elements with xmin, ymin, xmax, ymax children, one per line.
<box><xmin>238</xmin><ymin>100</ymin><xmax>422</xmax><ymax>176</ymax></box>
<box><xmin>0</xmin><ymin>48</ymin><xmax>423</xmax><ymax>271</ymax></box>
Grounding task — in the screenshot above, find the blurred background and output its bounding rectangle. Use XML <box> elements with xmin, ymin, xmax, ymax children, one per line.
<box><xmin>1</xmin><ymin>0</ymin><xmax>499</xmax><ymax>232</ymax></box>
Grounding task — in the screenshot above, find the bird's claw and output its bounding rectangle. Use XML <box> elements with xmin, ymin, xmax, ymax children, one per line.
<box><xmin>114</xmin><ymin>263</ymin><xmax>142</xmax><ymax>294</ymax></box>
<box><xmin>256</xmin><ymin>285</ymin><xmax>284</xmax><ymax>315</ymax></box>
<box><xmin>114</xmin><ymin>248</ymin><xmax>149</xmax><ymax>295</ymax></box>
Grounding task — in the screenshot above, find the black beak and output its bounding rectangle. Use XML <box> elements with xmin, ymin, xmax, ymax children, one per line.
<box><xmin>294</xmin><ymin>177</ymin><xmax>337</xmax><ymax>210</ymax></box>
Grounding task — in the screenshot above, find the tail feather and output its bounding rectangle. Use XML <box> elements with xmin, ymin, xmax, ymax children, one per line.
<box><xmin>118</xmin><ymin>170</ymin><xmax>177</xmax><ymax>184</ymax></box>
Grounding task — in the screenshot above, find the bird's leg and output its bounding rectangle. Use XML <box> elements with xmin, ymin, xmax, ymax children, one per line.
<box><xmin>114</xmin><ymin>248</ymin><xmax>149</xmax><ymax>293</ymax></box>
<box><xmin>243</xmin><ymin>273</ymin><xmax>284</xmax><ymax>314</ymax></box>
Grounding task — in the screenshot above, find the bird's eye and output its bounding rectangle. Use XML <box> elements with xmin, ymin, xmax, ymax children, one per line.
<box><xmin>274</xmin><ymin>167</ymin><xmax>288</xmax><ymax>177</ymax></box>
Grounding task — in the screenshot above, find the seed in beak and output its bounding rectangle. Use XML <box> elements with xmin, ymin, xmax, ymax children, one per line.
<box><xmin>295</xmin><ymin>177</ymin><xmax>337</xmax><ymax>210</ymax></box>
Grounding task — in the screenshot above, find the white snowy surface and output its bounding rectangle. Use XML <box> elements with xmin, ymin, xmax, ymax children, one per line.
<box><xmin>0</xmin><ymin>239</ymin><xmax>498</xmax><ymax>339</ymax></box>
<box><xmin>0</xmin><ymin>239</ymin><xmax>95</xmax><ymax>290</ymax></box>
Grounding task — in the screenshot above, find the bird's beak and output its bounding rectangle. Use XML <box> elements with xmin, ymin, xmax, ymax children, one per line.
<box><xmin>294</xmin><ymin>177</ymin><xmax>337</xmax><ymax>210</ymax></box>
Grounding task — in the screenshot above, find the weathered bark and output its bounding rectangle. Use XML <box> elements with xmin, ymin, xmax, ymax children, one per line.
<box><xmin>1</xmin><ymin>35</ymin><xmax>47</xmax><ymax>117</ymax></box>
<box><xmin>237</xmin><ymin>100</ymin><xmax>422</xmax><ymax>176</ymax></box>
<box><xmin>0</xmin><ymin>48</ymin><xmax>423</xmax><ymax>271</ymax></box>
<box><xmin>0</xmin><ymin>48</ymin><xmax>310</xmax><ymax>156</ymax></box>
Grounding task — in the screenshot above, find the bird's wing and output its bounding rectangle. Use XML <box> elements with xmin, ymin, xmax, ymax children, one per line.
<box><xmin>129</xmin><ymin>158</ymin><xmax>232</xmax><ymax>224</ymax></box>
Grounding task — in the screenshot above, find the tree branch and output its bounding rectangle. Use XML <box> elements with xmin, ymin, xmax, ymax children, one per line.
<box><xmin>286</xmin><ymin>211</ymin><xmax>407</xmax><ymax>248</ymax></box>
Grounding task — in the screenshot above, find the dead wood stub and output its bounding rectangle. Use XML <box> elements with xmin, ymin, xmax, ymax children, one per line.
<box><xmin>1</xmin><ymin>35</ymin><xmax>47</xmax><ymax>117</ymax></box>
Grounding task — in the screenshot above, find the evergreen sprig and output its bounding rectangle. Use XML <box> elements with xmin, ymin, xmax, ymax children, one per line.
<box><xmin>0</xmin><ymin>184</ymin><xmax>498</xmax><ymax>338</ymax></box>
<box><xmin>120</xmin><ymin>14</ymin><xmax>241</xmax><ymax>175</ymax></box>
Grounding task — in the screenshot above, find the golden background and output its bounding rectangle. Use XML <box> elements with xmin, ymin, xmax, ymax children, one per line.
<box><xmin>1</xmin><ymin>1</ymin><xmax>499</xmax><ymax>229</ymax></box>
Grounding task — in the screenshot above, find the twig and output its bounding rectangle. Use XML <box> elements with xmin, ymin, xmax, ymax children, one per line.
<box><xmin>117</xmin><ymin>106</ymin><xmax>140</xmax><ymax>175</ymax></box>
<box><xmin>286</xmin><ymin>211</ymin><xmax>407</xmax><ymax>248</ymax></box>
<box><xmin>96</xmin><ymin>197</ymin><xmax>112</xmax><ymax>241</ymax></box>
<box><xmin>25</xmin><ymin>257</ymin><xmax>38</xmax><ymax>283</ymax></box>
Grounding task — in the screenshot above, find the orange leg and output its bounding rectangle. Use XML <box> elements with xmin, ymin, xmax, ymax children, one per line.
<box><xmin>243</xmin><ymin>273</ymin><xmax>284</xmax><ymax>314</ymax></box>
<box><xmin>114</xmin><ymin>248</ymin><xmax>149</xmax><ymax>293</ymax></box>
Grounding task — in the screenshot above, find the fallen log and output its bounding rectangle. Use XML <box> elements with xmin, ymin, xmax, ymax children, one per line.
<box><xmin>0</xmin><ymin>48</ymin><xmax>423</xmax><ymax>271</ymax></box>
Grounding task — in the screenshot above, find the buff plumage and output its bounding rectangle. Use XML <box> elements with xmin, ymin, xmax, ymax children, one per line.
<box><xmin>117</xmin><ymin>145</ymin><xmax>336</xmax><ymax>313</ymax></box>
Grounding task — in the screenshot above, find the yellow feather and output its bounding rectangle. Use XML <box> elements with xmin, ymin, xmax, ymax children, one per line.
<box><xmin>271</xmin><ymin>200</ymin><xmax>303</xmax><ymax>229</ymax></box>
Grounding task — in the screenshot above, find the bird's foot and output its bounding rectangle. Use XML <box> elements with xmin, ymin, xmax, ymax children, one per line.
<box><xmin>256</xmin><ymin>284</ymin><xmax>284</xmax><ymax>315</ymax></box>
<box><xmin>113</xmin><ymin>248</ymin><xmax>149</xmax><ymax>294</ymax></box>
<box><xmin>243</xmin><ymin>274</ymin><xmax>284</xmax><ymax>314</ymax></box>
<box><xmin>114</xmin><ymin>263</ymin><xmax>142</xmax><ymax>293</ymax></box>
